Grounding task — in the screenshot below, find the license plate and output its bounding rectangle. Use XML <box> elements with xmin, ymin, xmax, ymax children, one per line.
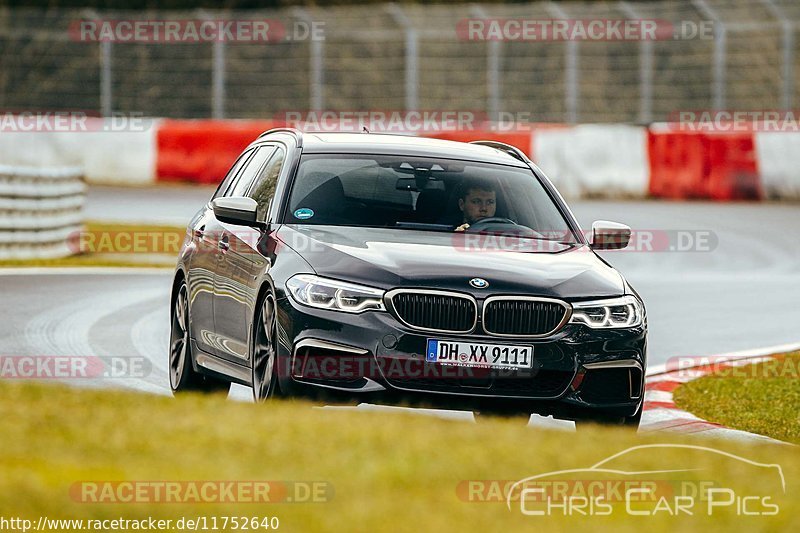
<box><xmin>425</xmin><ymin>339</ymin><xmax>533</xmax><ymax>370</ymax></box>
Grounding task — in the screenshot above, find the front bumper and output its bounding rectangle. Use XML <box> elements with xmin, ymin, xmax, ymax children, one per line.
<box><xmin>275</xmin><ymin>296</ymin><xmax>646</xmax><ymax>419</ymax></box>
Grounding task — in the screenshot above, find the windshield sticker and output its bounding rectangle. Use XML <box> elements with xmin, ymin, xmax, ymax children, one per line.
<box><xmin>294</xmin><ymin>208</ymin><xmax>315</xmax><ymax>220</ymax></box>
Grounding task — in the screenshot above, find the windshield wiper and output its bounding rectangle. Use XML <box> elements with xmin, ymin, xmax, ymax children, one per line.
<box><xmin>392</xmin><ymin>222</ymin><xmax>455</xmax><ymax>233</ymax></box>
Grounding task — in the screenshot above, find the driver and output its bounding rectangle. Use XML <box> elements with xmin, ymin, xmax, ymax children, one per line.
<box><xmin>454</xmin><ymin>179</ymin><xmax>496</xmax><ymax>232</ymax></box>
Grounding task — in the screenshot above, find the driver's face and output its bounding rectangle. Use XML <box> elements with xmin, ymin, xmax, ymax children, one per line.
<box><xmin>459</xmin><ymin>188</ymin><xmax>496</xmax><ymax>224</ymax></box>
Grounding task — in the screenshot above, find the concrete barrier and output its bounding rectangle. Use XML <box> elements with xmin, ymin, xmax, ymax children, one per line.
<box><xmin>533</xmin><ymin>124</ymin><xmax>650</xmax><ymax>198</ymax></box>
<box><xmin>2</xmin><ymin>117</ymin><xmax>798</xmax><ymax>201</ymax></box>
<box><xmin>0</xmin><ymin>118</ymin><xmax>158</xmax><ymax>186</ymax></box>
<box><xmin>753</xmin><ymin>132</ymin><xmax>800</xmax><ymax>200</ymax></box>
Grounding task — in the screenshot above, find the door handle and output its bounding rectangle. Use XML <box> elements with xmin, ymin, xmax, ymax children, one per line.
<box><xmin>194</xmin><ymin>224</ymin><xmax>205</xmax><ymax>239</ymax></box>
<box><xmin>218</xmin><ymin>235</ymin><xmax>230</xmax><ymax>252</ymax></box>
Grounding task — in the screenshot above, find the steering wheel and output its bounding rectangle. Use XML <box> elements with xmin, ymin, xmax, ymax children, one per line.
<box><xmin>465</xmin><ymin>217</ymin><xmax>518</xmax><ymax>231</ymax></box>
<box><xmin>464</xmin><ymin>217</ymin><xmax>547</xmax><ymax>240</ymax></box>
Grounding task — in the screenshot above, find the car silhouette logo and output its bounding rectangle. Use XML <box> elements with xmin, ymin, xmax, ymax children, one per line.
<box><xmin>505</xmin><ymin>443</ymin><xmax>787</xmax><ymax>510</ymax></box>
<box><xmin>470</xmin><ymin>278</ymin><xmax>489</xmax><ymax>289</ymax></box>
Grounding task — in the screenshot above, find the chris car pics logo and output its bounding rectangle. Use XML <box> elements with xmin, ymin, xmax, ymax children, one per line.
<box><xmin>505</xmin><ymin>444</ymin><xmax>785</xmax><ymax>517</ymax></box>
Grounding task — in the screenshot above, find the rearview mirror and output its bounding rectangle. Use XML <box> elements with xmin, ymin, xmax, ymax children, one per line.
<box><xmin>212</xmin><ymin>197</ymin><xmax>265</xmax><ymax>228</ymax></box>
<box><xmin>590</xmin><ymin>220</ymin><xmax>631</xmax><ymax>250</ymax></box>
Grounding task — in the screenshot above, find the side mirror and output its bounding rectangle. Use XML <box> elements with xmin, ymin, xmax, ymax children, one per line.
<box><xmin>590</xmin><ymin>220</ymin><xmax>631</xmax><ymax>250</ymax></box>
<box><xmin>212</xmin><ymin>197</ymin><xmax>265</xmax><ymax>229</ymax></box>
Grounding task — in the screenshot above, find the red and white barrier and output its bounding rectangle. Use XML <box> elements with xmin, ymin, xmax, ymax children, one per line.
<box><xmin>647</xmin><ymin>125</ymin><xmax>762</xmax><ymax>201</ymax></box>
<box><xmin>156</xmin><ymin>119</ymin><xmax>280</xmax><ymax>184</ymax></box>
<box><xmin>2</xmin><ymin>117</ymin><xmax>799</xmax><ymax>201</ymax></box>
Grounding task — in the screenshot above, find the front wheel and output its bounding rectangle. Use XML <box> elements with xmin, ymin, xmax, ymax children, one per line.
<box><xmin>252</xmin><ymin>294</ymin><xmax>281</xmax><ymax>402</ymax></box>
<box><xmin>169</xmin><ymin>281</ymin><xmax>231</xmax><ymax>395</ymax></box>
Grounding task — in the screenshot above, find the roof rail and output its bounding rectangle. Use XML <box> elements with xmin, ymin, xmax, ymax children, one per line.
<box><xmin>468</xmin><ymin>140</ymin><xmax>530</xmax><ymax>163</ymax></box>
<box><xmin>258</xmin><ymin>128</ymin><xmax>304</xmax><ymax>145</ymax></box>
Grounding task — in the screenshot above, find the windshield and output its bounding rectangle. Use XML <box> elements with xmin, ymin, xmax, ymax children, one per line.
<box><xmin>285</xmin><ymin>154</ymin><xmax>578</xmax><ymax>242</ymax></box>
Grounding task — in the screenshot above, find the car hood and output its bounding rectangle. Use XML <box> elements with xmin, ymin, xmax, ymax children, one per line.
<box><xmin>277</xmin><ymin>225</ymin><xmax>625</xmax><ymax>299</ymax></box>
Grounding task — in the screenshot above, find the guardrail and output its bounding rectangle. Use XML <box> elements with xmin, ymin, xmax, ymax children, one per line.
<box><xmin>0</xmin><ymin>166</ymin><xmax>85</xmax><ymax>260</ymax></box>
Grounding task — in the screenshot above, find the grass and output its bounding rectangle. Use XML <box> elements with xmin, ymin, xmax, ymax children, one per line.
<box><xmin>674</xmin><ymin>352</ymin><xmax>800</xmax><ymax>444</ymax></box>
<box><xmin>1</xmin><ymin>380</ymin><xmax>799</xmax><ymax>532</ymax></box>
<box><xmin>0</xmin><ymin>221</ymin><xmax>184</xmax><ymax>268</ymax></box>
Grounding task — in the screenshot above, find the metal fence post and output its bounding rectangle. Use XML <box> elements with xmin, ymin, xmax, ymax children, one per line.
<box><xmin>470</xmin><ymin>5</ymin><xmax>501</xmax><ymax>121</ymax></box>
<box><xmin>407</xmin><ymin>30</ymin><xmax>419</xmax><ymax>111</ymax></box>
<box><xmin>309</xmin><ymin>31</ymin><xmax>325</xmax><ymax>111</ymax></box>
<box><xmin>712</xmin><ymin>26</ymin><xmax>727</xmax><ymax>110</ymax></box>
<box><xmin>212</xmin><ymin>39</ymin><xmax>226</xmax><ymax>118</ymax></box>
<box><xmin>693</xmin><ymin>0</ymin><xmax>726</xmax><ymax>110</ymax></box>
<box><xmin>546</xmin><ymin>2</ymin><xmax>579</xmax><ymax>123</ymax></box>
<box><xmin>294</xmin><ymin>8</ymin><xmax>324</xmax><ymax>112</ymax></box>
<box><xmin>780</xmin><ymin>23</ymin><xmax>795</xmax><ymax>111</ymax></box>
<box><xmin>198</xmin><ymin>10</ymin><xmax>226</xmax><ymax>119</ymax></box>
<box><xmin>100</xmin><ymin>39</ymin><xmax>112</xmax><ymax>116</ymax></box>
<box><xmin>780</xmin><ymin>24</ymin><xmax>795</xmax><ymax>110</ymax></box>
<box><xmin>84</xmin><ymin>8</ymin><xmax>112</xmax><ymax>116</ymax></box>
<box><xmin>387</xmin><ymin>4</ymin><xmax>419</xmax><ymax>112</ymax></box>
<box><xmin>619</xmin><ymin>1</ymin><xmax>653</xmax><ymax>123</ymax></box>
<box><xmin>762</xmin><ymin>0</ymin><xmax>794</xmax><ymax>110</ymax></box>
<box><xmin>0</xmin><ymin>6</ymin><xmax>7</xmax><ymax>107</ymax></box>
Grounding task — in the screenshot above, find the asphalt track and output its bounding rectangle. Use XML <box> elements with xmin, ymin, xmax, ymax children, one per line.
<box><xmin>2</xmin><ymin>187</ymin><xmax>799</xmax><ymax>423</ymax></box>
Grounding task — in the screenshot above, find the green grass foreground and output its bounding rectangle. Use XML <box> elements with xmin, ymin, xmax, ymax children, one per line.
<box><xmin>674</xmin><ymin>352</ymin><xmax>800</xmax><ymax>445</ymax></box>
<box><xmin>1</xmin><ymin>381</ymin><xmax>799</xmax><ymax>532</ymax></box>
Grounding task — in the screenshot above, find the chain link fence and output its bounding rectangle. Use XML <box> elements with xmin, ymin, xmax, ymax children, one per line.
<box><xmin>0</xmin><ymin>0</ymin><xmax>797</xmax><ymax>123</ymax></box>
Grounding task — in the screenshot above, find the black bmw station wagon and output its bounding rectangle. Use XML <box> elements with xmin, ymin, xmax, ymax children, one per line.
<box><xmin>169</xmin><ymin>129</ymin><xmax>646</xmax><ymax>427</ymax></box>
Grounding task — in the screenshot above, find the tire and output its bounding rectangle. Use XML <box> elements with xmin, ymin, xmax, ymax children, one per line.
<box><xmin>169</xmin><ymin>281</ymin><xmax>231</xmax><ymax>395</ymax></box>
<box><xmin>575</xmin><ymin>404</ymin><xmax>642</xmax><ymax>431</ymax></box>
<box><xmin>622</xmin><ymin>404</ymin><xmax>643</xmax><ymax>428</ymax></box>
<box><xmin>473</xmin><ymin>411</ymin><xmax>531</xmax><ymax>424</ymax></box>
<box><xmin>252</xmin><ymin>293</ymin><xmax>281</xmax><ymax>402</ymax></box>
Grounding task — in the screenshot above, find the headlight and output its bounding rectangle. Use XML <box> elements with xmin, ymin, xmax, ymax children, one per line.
<box><xmin>286</xmin><ymin>274</ymin><xmax>386</xmax><ymax>313</ymax></box>
<box><xmin>570</xmin><ymin>295</ymin><xmax>643</xmax><ymax>328</ymax></box>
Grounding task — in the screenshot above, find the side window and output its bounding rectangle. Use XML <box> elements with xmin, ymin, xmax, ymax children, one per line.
<box><xmin>212</xmin><ymin>148</ymin><xmax>255</xmax><ymax>200</ymax></box>
<box><xmin>249</xmin><ymin>146</ymin><xmax>286</xmax><ymax>219</ymax></box>
<box><xmin>226</xmin><ymin>145</ymin><xmax>276</xmax><ymax>198</ymax></box>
